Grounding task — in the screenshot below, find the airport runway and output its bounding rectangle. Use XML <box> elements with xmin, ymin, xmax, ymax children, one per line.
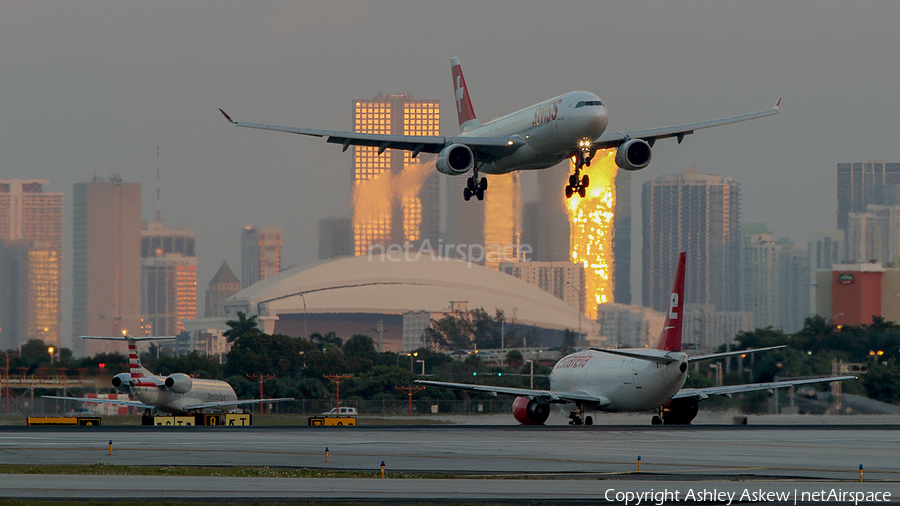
<box><xmin>1</xmin><ymin>474</ymin><xmax>898</xmax><ymax>503</ymax></box>
<box><xmin>0</xmin><ymin>424</ymin><xmax>898</xmax><ymax>502</ymax></box>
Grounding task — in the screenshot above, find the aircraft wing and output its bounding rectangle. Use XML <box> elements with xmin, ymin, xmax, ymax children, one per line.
<box><xmin>672</xmin><ymin>375</ymin><xmax>856</xmax><ymax>400</ymax></box>
<box><xmin>182</xmin><ymin>397</ymin><xmax>294</xmax><ymax>411</ymax></box>
<box><xmin>592</xmin><ymin>98</ymin><xmax>781</xmax><ymax>150</ymax></box>
<box><xmin>43</xmin><ymin>395</ymin><xmax>154</xmax><ymax>410</ymax></box>
<box><xmin>219</xmin><ymin>109</ymin><xmax>523</xmax><ymax>159</ymax></box>
<box><xmin>415</xmin><ymin>380</ymin><xmax>610</xmax><ymax>406</ymax></box>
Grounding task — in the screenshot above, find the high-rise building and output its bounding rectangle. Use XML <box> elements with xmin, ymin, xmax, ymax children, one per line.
<box><xmin>612</xmin><ymin>170</ymin><xmax>632</xmax><ymax>305</ymax></box>
<box><xmin>352</xmin><ymin>94</ymin><xmax>440</xmax><ymax>256</ymax></box>
<box><xmin>845</xmin><ymin>205</ymin><xmax>900</xmax><ymax>264</ymax></box>
<box><xmin>682</xmin><ymin>304</ymin><xmax>753</xmax><ymax>351</ymax></box>
<box><xmin>528</xmin><ymin>165</ymin><xmax>631</xmax><ymax>306</ymax></box>
<box><xmin>445</xmin><ymin>173</ymin><xmax>486</xmax><ymax>248</ymax></box>
<box><xmin>534</xmin><ymin>164</ymin><xmax>570</xmax><ymax>262</ymax></box>
<box><xmin>483</xmin><ymin>173</ymin><xmax>522</xmax><ymax>268</ymax></box>
<box><xmin>0</xmin><ymin>180</ymin><xmax>63</xmax><ymax>349</ymax></box>
<box><xmin>241</xmin><ymin>226</ymin><xmax>281</xmax><ymax>289</ymax></box>
<box><xmin>642</xmin><ymin>168</ymin><xmax>741</xmax><ymax>313</ymax></box>
<box><xmin>836</xmin><ymin>162</ymin><xmax>900</xmax><ymax>234</ymax></box>
<box><xmin>318</xmin><ymin>217</ymin><xmax>354</xmax><ymax>260</ymax></box>
<box><xmin>205</xmin><ymin>260</ymin><xmax>242</xmax><ymax>318</ymax></box>
<box><xmin>809</xmin><ymin>229</ymin><xmax>845</xmax><ymax>315</ymax></box>
<box><xmin>141</xmin><ymin>222</ymin><xmax>197</xmax><ymax>336</ymax></box>
<box><xmin>811</xmin><ymin>229</ymin><xmax>846</xmax><ymax>271</ymax></box>
<box><xmin>498</xmin><ymin>261</ymin><xmax>586</xmax><ymax>315</ymax></box>
<box><xmin>596</xmin><ymin>303</ymin><xmax>664</xmax><ymax>349</ymax></box>
<box><xmin>72</xmin><ymin>175</ymin><xmax>142</xmax><ymax>356</ymax></box>
<box><xmin>741</xmin><ymin>224</ymin><xmax>810</xmax><ymax>333</ymax></box>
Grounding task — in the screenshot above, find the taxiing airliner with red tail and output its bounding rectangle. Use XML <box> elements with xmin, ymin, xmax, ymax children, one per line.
<box><xmin>220</xmin><ymin>58</ymin><xmax>780</xmax><ymax>201</ymax></box>
<box><xmin>46</xmin><ymin>334</ymin><xmax>292</xmax><ymax>415</ymax></box>
<box><xmin>418</xmin><ymin>253</ymin><xmax>855</xmax><ymax>425</ymax></box>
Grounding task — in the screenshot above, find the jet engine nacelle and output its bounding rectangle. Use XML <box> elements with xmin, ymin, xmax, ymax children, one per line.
<box><xmin>614</xmin><ymin>138</ymin><xmax>652</xmax><ymax>171</ymax></box>
<box><xmin>660</xmin><ymin>397</ymin><xmax>699</xmax><ymax>425</ymax></box>
<box><xmin>435</xmin><ymin>144</ymin><xmax>474</xmax><ymax>175</ymax></box>
<box><xmin>164</xmin><ymin>373</ymin><xmax>193</xmax><ymax>394</ymax></box>
<box><xmin>512</xmin><ymin>396</ymin><xmax>550</xmax><ymax>425</ymax></box>
<box><xmin>111</xmin><ymin>372</ymin><xmax>132</xmax><ymax>394</ymax></box>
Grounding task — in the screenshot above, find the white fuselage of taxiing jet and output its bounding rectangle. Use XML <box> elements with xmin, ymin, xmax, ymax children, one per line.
<box><xmin>549</xmin><ymin>349</ymin><xmax>688</xmax><ymax>412</ymax></box>
<box><xmin>459</xmin><ymin>91</ymin><xmax>609</xmax><ymax>174</ymax></box>
<box><xmin>130</xmin><ymin>376</ymin><xmax>238</xmax><ymax>413</ymax></box>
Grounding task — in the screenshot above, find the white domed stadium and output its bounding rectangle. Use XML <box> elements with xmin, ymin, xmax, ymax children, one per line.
<box><xmin>223</xmin><ymin>255</ymin><xmax>593</xmax><ymax>352</ymax></box>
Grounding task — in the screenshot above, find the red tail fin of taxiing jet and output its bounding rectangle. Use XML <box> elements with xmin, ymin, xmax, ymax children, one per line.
<box><xmin>652</xmin><ymin>251</ymin><xmax>686</xmax><ymax>352</ymax></box>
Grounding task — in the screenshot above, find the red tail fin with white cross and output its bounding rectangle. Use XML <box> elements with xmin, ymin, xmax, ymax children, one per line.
<box><xmin>451</xmin><ymin>57</ymin><xmax>480</xmax><ymax>132</ymax></box>
<box><xmin>652</xmin><ymin>252</ymin><xmax>686</xmax><ymax>352</ymax></box>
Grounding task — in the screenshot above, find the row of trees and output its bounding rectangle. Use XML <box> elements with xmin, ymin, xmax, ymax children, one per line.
<box><xmin>5</xmin><ymin>311</ymin><xmax>900</xmax><ymax>411</ymax></box>
<box><xmin>686</xmin><ymin>315</ymin><xmax>900</xmax><ymax>407</ymax></box>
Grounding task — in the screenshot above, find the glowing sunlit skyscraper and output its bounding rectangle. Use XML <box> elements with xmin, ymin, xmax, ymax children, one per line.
<box><xmin>566</xmin><ymin>151</ymin><xmax>619</xmax><ymax>319</ymax></box>
<box><xmin>353</xmin><ymin>95</ymin><xmax>440</xmax><ymax>255</ymax></box>
<box><xmin>141</xmin><ymin>222</ymin><xmax>197</xmax><ymax>336</ymax></box>
<box><xmin>0</xmin><ymin>180</ymin><xmax>63</xmax><ymax>350</ymax></box>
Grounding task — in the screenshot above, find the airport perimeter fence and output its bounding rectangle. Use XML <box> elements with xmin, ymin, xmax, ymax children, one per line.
<box><xmin>16</xmin><ymin>398</ymin><xmax>516</xmax><ymax>417</ymax></box>
<box><xmin>292</xmin><ymin>399</ymin><xmax>516</xmax><ymax>416</ymax></box>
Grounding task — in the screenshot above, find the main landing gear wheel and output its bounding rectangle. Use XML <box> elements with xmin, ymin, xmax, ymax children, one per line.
<box><xmin>465</xmin><ymin>172</ymin><xmax>487</xmax><ymax>202</ymax></box>
<box><xmin>651</xmin><ymin>415</ymin><xmax>663</xmax><ymax>426</ymax></box>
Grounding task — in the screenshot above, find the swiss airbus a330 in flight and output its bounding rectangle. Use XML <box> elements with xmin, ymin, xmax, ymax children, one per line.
<box><xmin>46</xmin><ymin>334</ymin><xmax>292</xmax><ymax>415</ymax></box>
<box><xmin>220</xmin><ymin>57</ymin><xmax>780</xmax><ymax>201</ymax></box>
<box><xmin>418</xmin><ymin>253</ymin><xmax>855</xmax><ymax>425</ymax></box>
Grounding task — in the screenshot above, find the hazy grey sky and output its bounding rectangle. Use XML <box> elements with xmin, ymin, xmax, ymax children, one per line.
<box><xmin>2</xmin><ymin>1</ymin><xmax>899</xmax><ymax>333</ymax></box>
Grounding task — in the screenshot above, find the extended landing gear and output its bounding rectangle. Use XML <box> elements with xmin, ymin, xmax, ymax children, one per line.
<box><xmin>565</xmin><ymin>147</ymin><xmax>593</xmax><ymax>199</ymax></box>
<box><xmin>463</xmin><ymin>169</ymin><xmax>487</xmax><ymax>201</ymax></box>
<box><xmin>568</xmin><ymin>405</ymin><xmax>593</xmax><ymax>426</ymax></box>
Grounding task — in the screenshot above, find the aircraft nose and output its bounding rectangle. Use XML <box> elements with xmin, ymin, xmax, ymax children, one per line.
<box><xmin>594</xmin><ymin>108</ymin><xmax>608</xmax><ymax>133</ymax></box>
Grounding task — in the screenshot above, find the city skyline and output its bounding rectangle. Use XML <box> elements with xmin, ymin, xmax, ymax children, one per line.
<box><xmin>3</xmin><ymin>157</ymin><xmax>893</xmax><ymax>352</ymax></box>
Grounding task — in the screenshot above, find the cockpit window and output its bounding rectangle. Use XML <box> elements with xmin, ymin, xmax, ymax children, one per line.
<box><xmin>575</xmin><ymin>101</ymin><xmax>585</xmax><ymax>108</ymax></box>
<box><xmin>576</xmin><ymin>100</ymin><xmax>603</xmax><ymax>108</ymax></box>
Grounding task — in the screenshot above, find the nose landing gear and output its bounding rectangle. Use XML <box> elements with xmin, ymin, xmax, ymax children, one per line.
<box><xmin>565</xmin><ymin>167</ymin><xmax>590</xmax><ymax>199</ymax></box>
<box><xmin>565</xmin><ymin>144</ymin><xmax>593</xmax><ymax>199</ymax></box>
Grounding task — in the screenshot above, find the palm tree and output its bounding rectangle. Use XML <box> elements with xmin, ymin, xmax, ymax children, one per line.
<box><xmin>224</xmin><ymin>311</ymin><xmax>262</xmax><ymax>343</ymax></box>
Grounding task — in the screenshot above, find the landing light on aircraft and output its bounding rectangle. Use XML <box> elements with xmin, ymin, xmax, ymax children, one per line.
<box><xmin>122</xmin><ymin>329</ymin><xmax>128</xmax><ymax>336</ymax></box>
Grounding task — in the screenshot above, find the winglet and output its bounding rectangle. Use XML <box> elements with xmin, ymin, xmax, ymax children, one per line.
<box><xmin>219</xmin><ymin>108</ymin><xmax>237</xmax><ymax>124</ymax></box>
<box><xmin>774</xmin><ymin>96</ymin><xmax>782</xmax><ymax>111</ymax></box>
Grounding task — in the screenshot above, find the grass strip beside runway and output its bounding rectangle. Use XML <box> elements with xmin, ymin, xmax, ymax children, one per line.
<box><xmin>0</xmin><ymin>463</ymin><xmax>526</xmax><ymax>480</ymax></box>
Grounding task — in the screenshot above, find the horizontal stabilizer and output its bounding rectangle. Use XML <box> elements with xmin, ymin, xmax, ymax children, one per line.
<box><xmin>589</xmin><ymin>348</ymin><xmax>678</xmax><ymax>364</ymax></box>
<box><xmin>82</xmin><ymin>335</ymin><xmax>176</xmax><ymax>341</ymax></box>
